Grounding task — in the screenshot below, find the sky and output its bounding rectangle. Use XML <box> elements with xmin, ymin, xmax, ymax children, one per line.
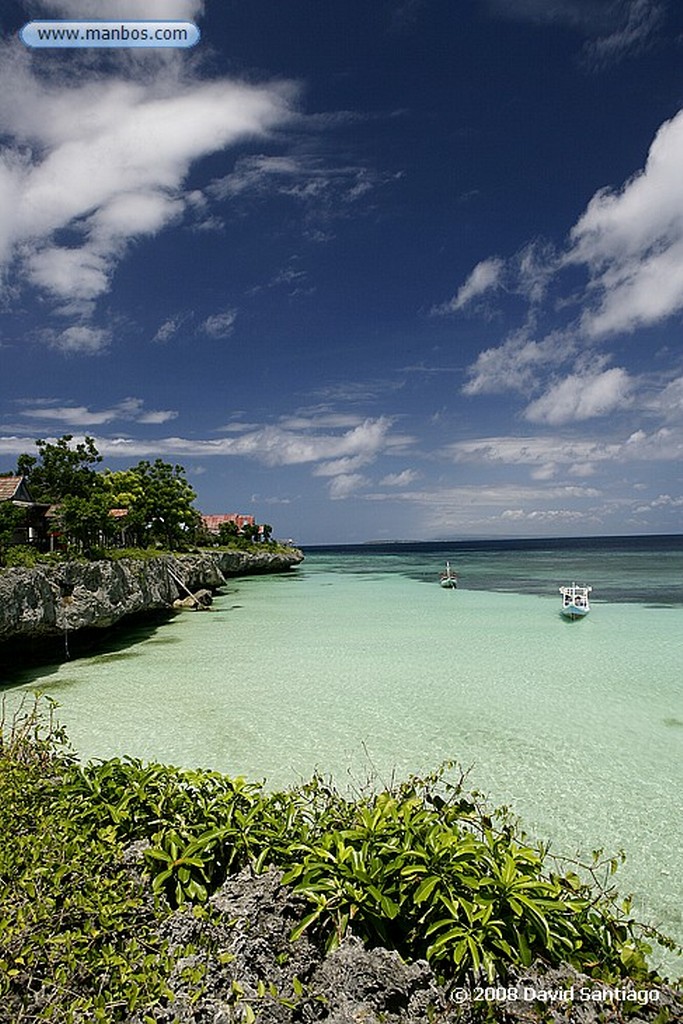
<box><xmin>1</xmin><ymin>0</ymin><xmax>683</xmax><ymax>544</ymax></box>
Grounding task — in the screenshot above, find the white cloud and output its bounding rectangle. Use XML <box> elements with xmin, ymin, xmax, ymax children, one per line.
<box><xmin>328</xmin><ymin>473</ymin><xmax>368</xmax><ymax>499</ymax></box>
<box><xmin>566</xmin><ymin>108</ymin><xmax>683</xmax><ymax>337</ymax></box>
<box><xmin>134</xmin><ymin>410</ymin><xmax>178</xmax><ymax>424</ymax></box>
<box><xmin>201</xmin><ymin>310</ymin><xmax>237</xmax><ymax>339</ymax></box>
<box><xmin>27</xmin><ymin>247</ymin><xmax>111</xmax><ymax>302</ymax></box>
<box><xmin>501</xmin><ymin>507</ymin><xmax>586</xmax><ymax>522</ymax></box>
<box><xmin>584</xmin><ymin>0</ymin><xmax>663</xmax><ymax>66</ymax></box>
<box><xmin>313</xmin><ymin>454</ymin><xmax>375</xmax><ymax>477</ymax></box>
<box><xmin>524</xmin><ymin>366</ymin><xmax>632</xmax><ymax>424</ymax></box>
<box><xmin>463</xmin><ymin>328</ymin><xmax>574</xmax><ymax>395</ymax></box>
<box><xmin>152</xmin><ymin>315</ymin><xmax>185</xmax><ymax>344</ymax></box>
<box><xmin>0</xmin><ymin>45</ymin><xmax>295</xmax><ymax>330</ymax></box>
<box><xmin>0</xmin><ymin>416</ymin><xmax>408</xmax><ymax>471</ymax></box>
<box><xmin>456</xmin><ymin>105</ymin><xmax>683</xmax><ymax>405</ymax></box>
<box><xmin>47</xmin><ymin>325</ymin><xmax>112</xmax><ymax>354</ymax></box>
<box><xmin>210</xmin><ymin>153</ymin><xmax>389</xmax><ymax>218</ymax></box>
<box><xmin>379</xmin><ymin>468</ymin><xmax>419</xmax><ymax>487</ymax></box>
<box><xmin>433</xmin><ymin>257</ymin><xmax>504</xmax><ymax>314</ymax></box>
<box><xmin>18</xmin><ymin>397</ymin><xmax>178</xmax><ymax>426</ymax></box>
<box><xmin>31</xmin><ymin>1</ymin><xmax>204</xmax><ymax>20</ymax></box>
<box><xmin>633</xmin><ymin>493</ymin><xmax>683</xmax><ymax>513</ymax></box>
<box><xmin>646</xmin><ymin>375</ymin><xmax>683</xmax><ymax>420</ymax></box>
<box><xmin>443</xmin><ymin>426</ymin><xmax>683</xmax><ymax>468</ymax></box>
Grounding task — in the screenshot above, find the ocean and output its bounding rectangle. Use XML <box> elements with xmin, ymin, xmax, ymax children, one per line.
<box><xmin>4</xmin><ymin>535</ymin><xmax>683</xmax><ymax>970</ymax></box>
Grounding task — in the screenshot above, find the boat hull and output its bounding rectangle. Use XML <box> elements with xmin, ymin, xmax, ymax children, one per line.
<box><xmin>560</xmin><ymin>604</ymin><xmax>589</xmax><ymax>620</ymax></box>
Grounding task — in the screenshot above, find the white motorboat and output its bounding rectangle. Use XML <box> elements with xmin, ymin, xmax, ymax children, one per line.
<box><xmin>439</xmin><ymin>562</ymin><xmax>458</xmax><ymax>588</ymax></box>
<box><xmin>559</xmin><ymin>583</ymin><xmax>592</xmax><ymax>619</ymax></box>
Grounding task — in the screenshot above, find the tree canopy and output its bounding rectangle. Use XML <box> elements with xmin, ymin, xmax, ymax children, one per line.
<box><xmin>13</xmin><ymin>437</ymin><xmax>200</xmax><ymax>553</ymax></box>
<box><xmin>17</xmin><ymin>435</ymin><xmax>103</xmax><ymax>503</ymax></box>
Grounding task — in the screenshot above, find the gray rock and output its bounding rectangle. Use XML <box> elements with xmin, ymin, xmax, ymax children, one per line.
<box><xmin>131</xmin><ymin>867</ymin><xmax>681</xmax><ymax>1024</ymax></box>
<box><xmin>0</xmin><ymin>549</ymin><xmax>303</xmax><ymax>644</ymax></box>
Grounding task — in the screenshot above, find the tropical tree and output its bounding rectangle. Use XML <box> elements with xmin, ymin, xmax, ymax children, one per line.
<box><xmin>103</xmin><ymin>468</ymin><xmax>150</xmax><ymax>548</ymax></box>
<box><xmin>105</xmin><ymin>460</ymin><xmax>199</xmax><ymax>550</ymax></box>
<box><xmin>17</xmin><ymin>435</ymin><xmax>103</xmax><ymax>502</ymax></box>
<box><xmin>57</xmin><ymin>492</ymin><xmax>118</xmax><ymax>554</ymax></box>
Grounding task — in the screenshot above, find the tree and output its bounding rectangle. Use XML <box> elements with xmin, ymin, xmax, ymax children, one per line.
<box><xmin>103</xmin><ymin>468</ymin><xmax>150</xmax><ymax>548</ymax></box>
<box><xmin>240</xmin><ymin>522</ymin><xmax>260</xmax><ymax>544</ymax></box>
<box><xmin>0</xmin><ymin>502</ymin><xmax>26</xmax><ymax>565</ymax></box>
<box><xmin>17</xmin><ymin>436</ymin><xmax>103</xmax><ymax>503</ymax></box>
<box><xmin>217</xmin><ymin>519</ymin><xmax>241</xmax><ymax>545</ymax></box>
<box><xmin>57</xmin><ymin>492</ymin><xmax>117</xmax><ymax>554</ymax></box>
<box><xmin>105</xmin><ymin>460</ymin><xmax>199</xmax><ymax>550</ymax></box>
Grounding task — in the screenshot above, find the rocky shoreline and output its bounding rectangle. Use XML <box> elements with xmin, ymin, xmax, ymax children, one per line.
<box><xmin>0</xmin><ymin>548</ymin><xmax>303</xmax><ymax>667</ymax></box>
<box><xmin>129</xmin><ymin>859</ymin><xmax>682</xmax><ymax>1024</ymax></box>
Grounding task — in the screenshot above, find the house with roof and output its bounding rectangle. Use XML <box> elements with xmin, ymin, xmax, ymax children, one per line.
<box><xmin>201</xmin><ymin>513</ymin><xmax>256</xmax><ymax>535</ymax></box>
<box><xmin>0</xmin><ymin>476</ymin><xmax>51</xmax><ymax>548</ymax></box>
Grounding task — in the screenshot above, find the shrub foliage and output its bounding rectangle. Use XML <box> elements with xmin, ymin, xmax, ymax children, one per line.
<box><xmin>1</xmin><ymin>698</ymin><xmax>679</xmax><ymax>1022</ymax></box>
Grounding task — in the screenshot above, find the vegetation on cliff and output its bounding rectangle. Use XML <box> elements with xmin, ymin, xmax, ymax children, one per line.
<box><xmin>1</xmin><ymin>698</ymin><xmax>678</xmax><ymax>1023</ymax></box>
<box><xmin>2</xmin><ymin>435</ymin><xmax>277</xmax><ymax>565</ymax></box>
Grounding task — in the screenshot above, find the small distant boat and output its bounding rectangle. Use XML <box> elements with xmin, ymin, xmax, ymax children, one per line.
<box><xmin>439</xmin><ymin>562</ymin><xmax>458</xmax><ymax>589</ymax></box>
<box><xmin>559</xmin><ymin>583</ymin><xmax>592</xmax><ymax>619</ymax></box>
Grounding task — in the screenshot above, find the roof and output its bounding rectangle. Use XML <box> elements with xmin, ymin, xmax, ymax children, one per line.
<box><xmin>0</xmin><ymin>476</ymin><xmax>31</xmax><ymax>502</ymax></box>
<box><xmin>202</xmin><ymin>513</ymin><xmax>255</xmax><ymax>532</ymax></box>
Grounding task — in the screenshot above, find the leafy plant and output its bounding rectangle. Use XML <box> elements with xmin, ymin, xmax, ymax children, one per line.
<box><xmin>2</xmin><ymin>697</ymin><xmax>679</xmax><ymax>1024</ymax></box>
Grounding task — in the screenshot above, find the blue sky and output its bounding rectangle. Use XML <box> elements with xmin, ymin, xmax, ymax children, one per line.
<box><xmin>1</xmin><ymin>0</ymin><xmax>682</xmax><ymax>543</ymax></box>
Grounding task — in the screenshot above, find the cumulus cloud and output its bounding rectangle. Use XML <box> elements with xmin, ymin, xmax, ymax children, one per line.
<box><xmin>454</xmin><ymin>103</ymin><xmax>683</xmax><ymax>411</ymax></box>
<box><xmin>563</xmin><ymin>109</ymin><xmax>683</xmax><ymax>337</ymax></box>
<box><xmin>432</xmin><ymin>257</ymin><xmax>504</xmax><ymax>314</ymax></box>
<box><xmin>524</xmin><ymin>366</ymin><xmax>633</xmax><ymax>424</ymax></box>
<box><xmin>0</xmin><ymin>43</ymin><xmax>295</xmax><ymax>344</ymax></box>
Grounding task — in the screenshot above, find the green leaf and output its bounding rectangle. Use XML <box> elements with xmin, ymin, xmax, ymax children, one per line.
<box><xmin>290</xmin><ymin>908</ymin><xmax>323</xmax><ymax>942</ymax></box>
<box><xmin>414</xmin><ymin>875</ymin><xmax>440</xmax><ymax>904</ymax></box>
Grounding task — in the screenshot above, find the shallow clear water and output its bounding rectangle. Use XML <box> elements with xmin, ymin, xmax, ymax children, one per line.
<box><xmin>4</xmin><ymin>537</ymin><xmax>683</xmax><ymax>969</ymax></box>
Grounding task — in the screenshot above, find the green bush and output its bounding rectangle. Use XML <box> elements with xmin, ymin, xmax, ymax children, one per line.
<box><xmin>2</xmin><ymin>544</ymin><xmax>41</xmax><ymax>568</ymax></box>
<box><xmin>1</xmin><ymin>546</ymin><xmax>88</xmax><ymax>570</ymax></box>
<box><xmin>2</xmin><ymin>698</ymin><xmax>679</xmax><ymax>1024</ymax></box>
<box><xmin>0</xmin><ymin>698</ymin><xmax>180</xmax><ymax>1023</ymax></box>
<box><xmin>59</xmin><ymin>755</ymin><xmax>678</xmax><ymax>987</ymax></box>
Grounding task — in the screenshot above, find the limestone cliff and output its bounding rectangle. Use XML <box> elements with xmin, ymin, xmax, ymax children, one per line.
<box><xmin>0</xmin><ymin>548</ymin><xmax>303</xmax><ymax>643</ymax></box>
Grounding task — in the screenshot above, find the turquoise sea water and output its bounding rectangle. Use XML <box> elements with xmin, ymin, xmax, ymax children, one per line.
<box><xmin>4</xmin><ymin>536</ymin><xmax>683</xmax><ymax>969</ymax></box>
